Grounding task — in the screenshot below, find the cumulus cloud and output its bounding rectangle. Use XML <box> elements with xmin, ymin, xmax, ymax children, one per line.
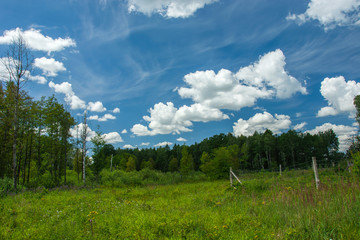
<box><xmin>317</xmin><ymin>76</ymin><xmax>360</xmax><ymax>117</ymax></box>
<box><xmin>34</xmin><ymin>57</ymin><xmax>66</xmax><ymax>77</ymax></box>
<box><xmin>131</xmin><ymin>102</ymin><xmax>228</xmax><ymax>136</ymax></box>
<box><xmin>141</xmin><ymin>142</ymin><xmax>150</xmax><ymax>146</ymax></box>
<box><xmin>132</xmin><ymin>49</ymin><xmax>305</xmax><ymax>137</ymax></box>
<box><xmin>287</xmin><ymin>0</ymin><xmax>360</xmax><ymax>29</ymax></box>
<box><xmin>121</xmin><ymin>129</ymin><xmax>128</xmax><ymax>134</ymax></box>
<box><xmin>236</xmin><ymin>49</ymin><xmax>307</xmax><ymax>99</ymax></box>
<box><xmin>0</xmin><ymin>28</ymin><xmax>76</xmax><ymax>54</ymax></box>
<box><xmin>233</xmin><ymin>112</ymin><xmax>292</xmax><ymax>137</ymax></box>
<box><xmin>154</xmin><ymin>141</ymin><xmax>173</xmax><ymax>147</ymax></box>
<box><xmin>113</xmin><ymin>107</ymin><xmax>120</xmax><ymax>113</ymax></box>
<box><xmin>102</xmin><ymin>132</ymin><xmax>123</xmax><ymax>143</ymax></box>
<box><xmin>127</xmin><ymin>0</ymin><xmax>218</xmax><ymax>18</ymax></box>
<box><xmin>178</xmin><ymin>49</ymin><xmax>306</xmax><ymax>111</ymax></box>
<box><xmin>123</xmin><ymin>144</ymin><xmax>136</xmax><ymax>149</ymax></box>
<box><xmin>89</xmin><ymin>113</ymin><xmax>116</xmax><ymax>122</ymax></box>
<box><xmin>28</xmin><ymin>75</ymin><xmax>47</xmax><ymax>84</ymax></box>
<box><xmin>177</xmin><ymin>137</ymin><xmax>187</xmax><ymax>142</ymax></box>
<box><xmin>306</xmin><ymin>123</ymin><xmax>357</xmax><ymax>151</ymax></box>
<box><xmin>294</xmin><ymin>122</ymin><xmax>308</xmax><ymax>131</ymax></box>
<box><xmin>48</xmin><ymin>81</ymin><xmax>86</xmax><ymax>110</ymax></box>
<box><xmin>87</xmin><ymin>101</ymin><xmax>107</xmax><ymax>112</ymax></box>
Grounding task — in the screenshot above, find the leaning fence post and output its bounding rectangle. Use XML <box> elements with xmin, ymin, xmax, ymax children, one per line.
<box><xmin>312</xmin><ymin>157</ymin><xmax>320</xmax><ymax>189</ymax></box>
<box><xmin>230</xmin><ymin>167</ymin><xmax>233</xmax><ymax>187</ymax></box>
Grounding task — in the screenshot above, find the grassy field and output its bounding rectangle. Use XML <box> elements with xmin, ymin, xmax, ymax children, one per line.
<box><xmin>1</xmin><ymin>169</ymin><xmax>359</xmax><ymax>239</ymax></box>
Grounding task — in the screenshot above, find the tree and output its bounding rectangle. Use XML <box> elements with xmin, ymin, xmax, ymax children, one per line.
<box><xmin>180</xmin><ymin>146</ymin><xmax>194</xmax><ymax>175</ymax></box>
<box><xmin>126</xmin><ymin>156</ymin><xmax>136</xmax><ymax>172</ymax></box>
<box><xmin>91</xmin><ymin>131</ymin><xmax>106</xmax><ymax>175</ymax></box>
<box><xmin>355</xmin><ymin>95</ymin><xmax>360</xmax><ymax>127</ymax></box>
<box><xmin>81</xmin><ymin>111</ymin><xmax>88</xmax><ymax>183</ymax></box>
<box><xmin>1</xmin><ymin>34</ymin><xmax>33</xmax><ymax>190</ymax></box>
<box><xmin>168</xmin><ymin>157</ymin><xmax>178</xmax><ymax>172</ymax></box>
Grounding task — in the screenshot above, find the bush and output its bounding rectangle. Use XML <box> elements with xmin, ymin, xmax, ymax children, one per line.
<box><xmin>0</xmin><ymin>177</ymin><xmax>13</xmax><ymax>197</ymax></box>
<box><xmin>99</xmin><ymin>169</ymin><xmax>207</xmax><ymax>187</ymax></box>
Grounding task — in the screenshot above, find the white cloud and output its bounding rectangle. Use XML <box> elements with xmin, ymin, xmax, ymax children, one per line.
<box><xmin>317</xmin><ymin>76</ymin><xmax>360</xmax><ymax>117</ymax></box>
<box><xmin>287</xmin><ymin>0</ymin><xmax>360</xmax><ymax>29</ymax></box>
<box><xmin>236</xmin><ymin>49</ymin><xmax>307</xmax><ymax>99</ymax></box>
<box><xmin>121</xmin><ymin>129</ymin><xmax>128</xmax><ymax>134</ymax></box>
<box><xmin>113</xmin><ymin>107</ymin><xmax>120</xmax><ymax>113</ymax></box>
<box><xmin>306</xmin><ymin>123</ymin><xmax>357</xmax><ymax>151</ymax></box>
<box><xmin>123</xmin><ymin>144</ymin><xmax>136</xmax><ymax>149</ymax></box>
<box><xmin>28</xmin><ymin>75</ymin><xmax>47</xmax><ymax>84</ymax></box>
<box><xmin>178</xmin><ymin>49</ymin><xmax>306</xmax><ymax>111</ymax></box>
<box><xmin>89</xmin><ymin>113</ymin><xmax>116</xmax><ymax>122</ymax></box>
<box><xmin>48</xmin><ymin>81</ymin><xmax>86</xmax><ymax>110</ymax></box>
<box><xmin>34</xmin><ymin>57</ymin><xmax>66</xmax><ymax>77</ymax></box>
<box><xmin>294</xmin><ymin>122</ymin><xmax>307</xmax><ymax>131</ymax></box>
<box><xmin>154</xmin><ymin>141</ymin><xmax>173</xmax><ymax>147</ymax></box>
<box><xmin>127</xmin><ymin>0</ymin><xmax>218</xmax><ymax>18</ymax></box>
<box><xmin>131</xmin><ymin>124</ymin><xmax>154</xmax><ymax>136</ymax></box>
<box><xmin>132</xmin><ymin>50</ymin><xmax>305</xmax><ymax>137</ymax></box>
<box><xmin>179</xmin><ymin>69</ymin><xmax>271</xmax><ymax>111</ymax></box>
<box><xmin>233</xmin><ymin>112</ymin><xmax>292</xmax><ymax>137</ymax></box>
<box><xmin>131</xmin><ymin>102</ymin><xmax>228</xmax><ymax>136</ymax></box>
<box><xmin>177</xmin><ymin>137</ymin><xmax>187</xmax><ymax>142</ymax></box>
<box><xmin>317</xmin><ymin>106</ymin><xmax>339</xmax><ymax>117</ymax></box>
<box><xmin>87</xmin><ymin>101</ymin><xmax>107</xmax><ymax>112</ymax></box>
<box><xmin>141</xmin><ymin>142</ymin><xmax>150</xmax><ymax>146</ymax></box>
<box><xmin>176</xmin><ymin>104</ymin><xmax>229</xmax><ymax>122</ymax></box>
<box><xmin>0</xmin><ymin>28</ymin><xmax>76</xmax><ymax>54</ymax></box>
<box><xmin>102</xmin><ymin>132</ymin><xmax>123</xmax><ymax>143</ymax></box>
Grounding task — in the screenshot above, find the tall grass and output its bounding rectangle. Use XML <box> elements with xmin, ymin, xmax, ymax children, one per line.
<box><xmin>0</xmin><ymin>169</ymin><xmax>359</xmax><ymax>239</ymax></box>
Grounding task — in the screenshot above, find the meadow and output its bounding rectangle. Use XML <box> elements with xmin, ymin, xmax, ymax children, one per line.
<box><xmin>1</xmin><ymin>169</ymin><xmax>359</xmax><ymax>239</ymax></box>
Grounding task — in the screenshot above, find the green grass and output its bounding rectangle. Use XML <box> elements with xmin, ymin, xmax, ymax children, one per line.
<box><xmin>1</xmin><ymin>169</ymin><xmax>359</xmax><ymax>239</ymax></box>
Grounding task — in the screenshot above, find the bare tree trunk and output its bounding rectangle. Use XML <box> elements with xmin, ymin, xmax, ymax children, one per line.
<box><xmin>12</xmin><ymin>86</ymin><xmax>19</xmax><ymax>189</ymax></box>
<box><xmin>82</xmin><ymin>111</ymin><xmax>87</xmax><ymax>184</ymax></box>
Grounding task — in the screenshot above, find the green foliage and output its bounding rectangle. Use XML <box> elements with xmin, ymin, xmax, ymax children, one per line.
<box><xmin>180</xmin><ymin>147</ymin><xmax>194</xmax><ymax>175</ymax></box>
<box><xmin>168</xmin><ymin>157</ymin><xmax>178</xmax><ymax>172</ymax></box>
<box><xmin>1</xmin><ymin>170</ymin><xmax>359</xmax><ymax>239</ymax></box>
<box><xmin>200</xmin><ymin>145</ymin><xmax>242</xmax><ymax>180</ymax></box>
<box><xmin>0</xmin><ymin>177</ymin><xmax>14</xmax><ymax>197</ymax></box>
<box><xmin>352</xmin><ymin>151</ymin><xmax>360</xmax><ymax>177</ymax></box>
<box><xmin>126</xmin><ymin>156</ymin><xmax>136</xmax><ymax>172</ymax></box>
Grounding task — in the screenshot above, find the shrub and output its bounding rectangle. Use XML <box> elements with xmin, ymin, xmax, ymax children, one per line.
<box><xmin>0</xmin><ymin>177</ymin><xmax>13</xmax><ymax>197</ymax></box>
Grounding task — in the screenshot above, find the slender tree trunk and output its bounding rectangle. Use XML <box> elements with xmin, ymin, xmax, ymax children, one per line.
<box><xmin>64</xmin><ymin>140</ymin><xmax>67</xmax><ymax>185</ymax></box>
<box><xmin>76</xmin><ymin>148</ymin><xmax>79</xmax><ymax>182</ymax></box>
<box><xmin>82</xmin><ymin>112</ymin><xmax>87</xmax><ymax>184</ymax></box>
<box><xmin>37</xmin><ymin>127</ymin><xmax>41</xmax><ymax>177</ymax></box>
<box><xmin>23</xmin><ymin>134</ymin><xmax>29</xmax><ymax>185</ymax></box>
<box><xmin>27</xmin><ymin>133</ymin><xmax>33</xmax><ymax>183</ymax></box>
<box><xmin>12</xmin><ymin>88</ymin><xmax>19</xmax><ymax>190</ymax></box>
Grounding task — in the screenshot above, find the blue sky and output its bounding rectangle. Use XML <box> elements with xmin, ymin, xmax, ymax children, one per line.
<box><xmin>1</xmin><ymin>0</ymin><xmax>360</xmax><ymax>151</ymax></box>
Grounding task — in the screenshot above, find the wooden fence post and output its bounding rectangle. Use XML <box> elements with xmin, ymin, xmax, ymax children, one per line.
<box><xmin>312</xmin><ymin>157</ymin><xmax>320</xmax><ymax>189</ymax></box>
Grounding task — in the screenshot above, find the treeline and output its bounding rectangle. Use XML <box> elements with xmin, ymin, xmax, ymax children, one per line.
<box><xmin>0</xmin><ymin>81</ymin><xmax>77</xmax><ymax>188</ymax></box>
<box><xmin>92</xmin><ymin>129</ymin><xmax>343</xmax><ymax>180</ymax></box>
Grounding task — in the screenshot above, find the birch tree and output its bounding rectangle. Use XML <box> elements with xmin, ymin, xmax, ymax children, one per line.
<box><xmin>1</xmin><ymin>34</ymin><xmax>33</xmax><ymax>190</ymax></box>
